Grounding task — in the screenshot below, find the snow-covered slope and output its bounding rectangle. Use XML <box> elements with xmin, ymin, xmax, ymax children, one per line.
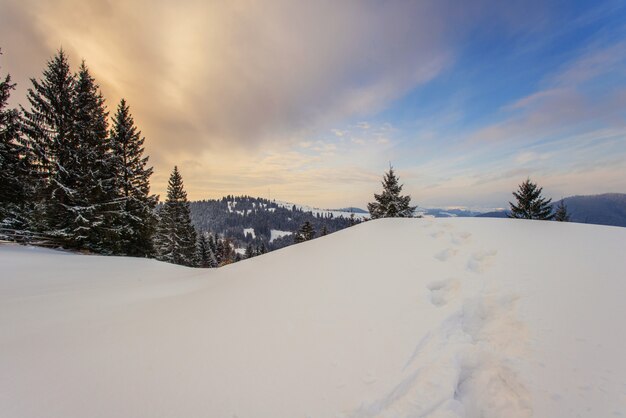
<box><xmin>1</xmin><ymin>218</ymin><xmax>626</xmax><ymax>418</ymax></box>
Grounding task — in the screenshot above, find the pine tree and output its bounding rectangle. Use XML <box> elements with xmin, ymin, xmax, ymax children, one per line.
<box><xmin>21</xmin><ymin>49</ymin><xmax>79</xmax><ymax>245</ymax></box>
<box><xmin>155</xmin><ymin>166</ymin><xmax>197</xmax><ymax>266</ymax></box>
<box><xmin>294</xmin><ymin>220</ymin><xmax>315</xmax><ymax>243</ymax></box>
<box><xmin>554</xmin><ymin>199</ymin><xmax>570</xmax><ymax>222</ymax></box>
<box><xmin>321</xmin><ymin>225</ymin><xmax>328</xmax><ymax>236</ymax></box>
<box><xmin>245</xmin><ymin>243</ymin><xmax>255</xmax><ymax>259</ymax></box>
<box><xmin>0</xmin><ymin>50</ymin><xmax>30</xmax><ymax>231</ymax></box>
<box><xmin>110</xmin><ymin>99</ymin><xmax>157</xmax><ymax>256</ymax></box>
<box><xmin>196</xmin><ymin>233</ymin><xmax>217</xmax><ymax>268</ymax></box>
<box><xmin>72</xmin><ymin>62</ymin><xmax>121</xmax><ymax>252</ymax></box>
<box><xmin>208</xmin><ymin>233</ymin><xmax>219</xmax><ymax>267</ymax></box>
<box><xmin>368</xmin><ymin>166</ymin><xmax>416</xmax><ymax>219</ymax></box>
<box><xmin>508</xmin><ymin>179</ymin><xmax>554</xmax><ymax>220</ymax></box>
<box><xmin>217</xmin><ymin>237</ymin><xmax>235</xmax><ymax>265</ymax></box>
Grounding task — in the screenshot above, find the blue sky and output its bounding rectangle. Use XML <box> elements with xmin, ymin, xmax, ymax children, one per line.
<box><xmin>1</xmin><ymin>0</ymin><xmax>625</xmax><ymax>208</ymax></box>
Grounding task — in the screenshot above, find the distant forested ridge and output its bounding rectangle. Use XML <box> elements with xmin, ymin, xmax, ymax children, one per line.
<box><xmin>189</xmin><ymin>196</ymin><xmax>361</xmax><ymax>252</ymax></box>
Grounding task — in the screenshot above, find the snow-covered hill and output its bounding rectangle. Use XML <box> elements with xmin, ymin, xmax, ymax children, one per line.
<box><xmin>1</xmin><ymin>218</ymin><xmax>625</xmax><ymax>417</ymax></box>
<box><xmin>275</xmin><ymin>200</ymin><xmax>370</xmax><ymax>220</ymax></box>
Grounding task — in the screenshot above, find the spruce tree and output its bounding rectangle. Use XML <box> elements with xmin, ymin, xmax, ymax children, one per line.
<box><xmin>216</xmin><ymin>237</ymin><xmax>235</xmax><ymax>265</ymax></box>
<box><xmin>245</xmin><ymin>243</ymin><xmax>255</xmax><ymax>259</ymax></box>
<box><xmin>0</xmin><ymin>50</ymin><xmax>30</xmax><ymax>231</ymax></box>
<box><xmin>368</xmin><ymin>166</ymin><xmax>416</xmax><ymax>219</ymax></box>
<box><xmin>554</xmin><ymin>199</ymin><xmax>570</xmax><ymax>222</ymax></box>
<box><xmin>294</xmin><ymin>220</ymin><xmax>315</xmax><ymax>243</ymax></box>
<box><xmin>155</xmin><ymin>166</ymin><xmax>197</xmax><ymax>266</ymax></box>
<box><xmin>196</xmin><ymin>233</ymin><xmax>217</xmax><ymax>268</ymax></box>
<box><xmin>508</xmin><ymin>179</ymin><xmax>554</xmax><ymax>220</ymax></box>
<box><xmin>72</xmin><ymin>62</ymin><xmax>120</xmax><ymax>252</ymax></box>
<box><xmin>321</xmin><ymin>225</ymin><xmax>328</xmax><ymax>236</ymax></box>
<box><xmin>21</xmin><ymin>49</ymin><xmax>79</xmax><ymax>245</ymax></box>
<box><xmin>110</xmin><ymin>99</ymin><xmax>157</xmax><ymax>256</ymax></box>
<box><xmin>208</xmin><ymin>233</ymin><xmax>219</xmax><ymax>266</ymax></box>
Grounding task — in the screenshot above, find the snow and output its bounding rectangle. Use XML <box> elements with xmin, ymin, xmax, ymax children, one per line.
<box><xmin>1</xmin><ymin>218</ymin><xmax>626</xmax><ymax>418</ymax></box>
<box><xmin>243</xmin><ymin>227</ymin><xmax>255</xmax><ymax>238</ymax></box>
<box><xmin>270</xmin><ymin>229</ymin><xmax>292</xmax><ymax>242</ymax></box>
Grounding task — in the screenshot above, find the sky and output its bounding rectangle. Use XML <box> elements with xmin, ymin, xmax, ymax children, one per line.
<box><xmin>1</xmin><ymin>0</ymin><xmax>626</xmax><ymax>209</ymax></box>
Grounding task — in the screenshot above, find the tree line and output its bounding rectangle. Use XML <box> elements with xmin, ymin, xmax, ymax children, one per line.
<box><xmin>0</xmin><ymin>48</ymin><xmax>364</xmax><ymax>267</ymax></box>
<box><xmin>0</xmin><ymin>49</ymin><xmax>241</xmax><ymax>267</ymax></box>
<box><xmin>1</xmin><ymin>49</ymin><xmax>158</xmax><ymax>255</ymax></box>
<box><xmin>188</xmin><ymin>195</ymin><xmax>359</xmax><ymax>251</ymax></box>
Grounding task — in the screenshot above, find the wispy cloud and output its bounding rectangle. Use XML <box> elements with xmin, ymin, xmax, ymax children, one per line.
<box><xmin>1</xmin><ymin>0</ymin><xmax>624</xmax><ymax>207</ymax></box>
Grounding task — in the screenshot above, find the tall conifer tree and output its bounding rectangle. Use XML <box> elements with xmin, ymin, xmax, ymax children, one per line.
<box><xmin>508</xmin><ymin>179</ymin><xmax>554</xmax><ymax>220</ymax></box>
<box><xmin>155</xmin><ymin>166</ymin><xmax>197</xmax><ymax>266</ymax></box>
<box><xmin>368</xmin><ymin>166</ymin><xmax>416</xmax><ymax>219</ymax></box>
<box><xmin>21</xmin><ymin>50</ymin><xmax>79</xmax><ymax>244</ymax></box>
<box><xmin>554</xmin><ymin>199</ymin><xmax>570</xmax><ymax>222</ymax></box>
<box><xmin>294</xmin><ymin>220</ymin><xmax>315</xmax><ymax>243</ymax></box>
<box><xmin>196</xmin><ymin>233</ymin><xmax>217</xmax><ymax>267</ymax></box>
<box><xmin>72</xmin><ymin>62</ymin><xmax>120</xmax><ymax>252</ymax></box>
<box><xmin>0</xmin><ymin>50</ymin><xmax>30</xmax><ymax>230</ymax></box>
<box><xmin>110</xmin><ymin>99</ymin><xmax>157</xmax><ymax>256</ymax></box>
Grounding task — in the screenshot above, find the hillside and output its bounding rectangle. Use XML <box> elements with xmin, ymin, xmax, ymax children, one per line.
<box><xmin>2</xmin><ymin>218</ymin><xmax>626</xmax><ymax>417</ymax></box>
<box><xmin>188</xmin><ymin>196</ymin><xmax>362</xmax><ymax>252</ymax></box>
<box><xmin>553</xmin><ymin>193</ymin><xmax>626</xmax><ymax>227</ymax></box>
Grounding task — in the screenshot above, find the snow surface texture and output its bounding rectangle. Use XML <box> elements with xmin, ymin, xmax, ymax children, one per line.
<box><xmin>1</xmin><ymin>218</ymin><xmax>626</xmax><ymax>418</ymax></box>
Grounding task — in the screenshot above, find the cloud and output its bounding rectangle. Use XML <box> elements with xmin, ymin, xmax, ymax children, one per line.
<box><xmin>1</xmin><ymin>0</ymin><xmax>460</xmax><ymax>149</ymax></box>
<box><xmin>514</xmin><ymin>151</ymin><xmax>551</xmax><ymax>165</ymax></box>
<box><xmin>552</xmin><ymin>41</ymin><xmax>626</xmax><ymax>87</ymax></box>
<box><xmin>467</xmin><ymin>37</ymin><xmax>626</xmax><ymax>147</ymax></box>
<box><xmin>1</xmin><ymin>1</ymin><xmax>546</xmax><ymax>143</ymax></box>
<box><xmin>5</xmin><ymin>0</ymin><xmax>610</xmax><ymax>208</ymax></box>
<box><xmin>1</xmin><ymin>0</ymin><xmax>486</xmax><ymax>201</ymax></box>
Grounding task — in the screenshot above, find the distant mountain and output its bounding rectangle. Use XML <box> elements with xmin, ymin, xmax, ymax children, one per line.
<box><xmin>554</xmin><ymin>194</ymin><xmax>626</xmax><ymax>227</ymax></box>
<box><xmin>476</xmin><ymin>193</ymin><xmax>626</xmax><ymax>227</ymax></box>
<box><xmin>475</xmin><ymin>210</ymin><xmax>509</xmax><ymax>219</ymax></box>
<box><xmin>418</xmin><ymin>207</ymin><xmax>484</xmax><ymax>218</ymax></box>
<box><xmin>330</xmin><ymin>207</ymin><xmax>368</xmax><ymax>214</ymax></box>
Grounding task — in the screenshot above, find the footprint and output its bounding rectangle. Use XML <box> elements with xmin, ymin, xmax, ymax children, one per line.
<box><xmin>362</xmin><ymin>371</ymin><xmax>378</xmax><ymax>385</ymax></box>
<box><xmin>427</xmin><ymin>278</ymin><xmax>460</xmax><ymax>307</ymax></box>
<box><xmin>451</xmin><ymin>231</ymin><xmax>472</xmax><ymax>246</ymax></box>
<box><xmin>435</xmin><ymin>248</ymin><xmax>458</xmax><ymax>262</ymax></box>
<box><xmin>430</xmin><ymin>230</ymin><xmax>445</xmax><ymax>239</ymax></box>
<box><xmin>467</xmin><ymin>250</ymin><xmax>497</xmax><ymax>273</ymax></box>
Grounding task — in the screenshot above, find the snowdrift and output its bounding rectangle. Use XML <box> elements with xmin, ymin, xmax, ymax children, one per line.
<box><xmin>1</xmin><ymin>218</ymin><xmax>625</xmax><ymax>417</ymax></box>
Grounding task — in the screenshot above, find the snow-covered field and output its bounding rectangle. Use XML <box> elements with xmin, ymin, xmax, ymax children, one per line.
<box><xmin>1</xmin><ymin>218</ymin><xmax>625</xmax><ymax>418</ymax></box>
<box><xmin>270</xmin><ymin>229</ymin><xmax>292</xmax><ymax>242</ymax></box>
